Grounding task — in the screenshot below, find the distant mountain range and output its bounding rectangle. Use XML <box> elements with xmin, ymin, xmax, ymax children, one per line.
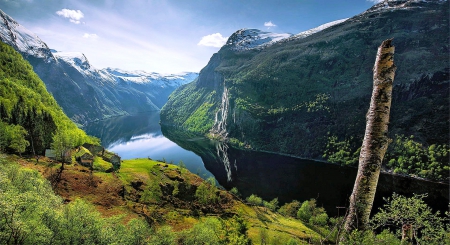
<box><xmin>0</xmin><ymin>9</ymin><xmax>198</xmax><ymax>124</ymax></box>
<box><xmin>161</xmin><ymin>0</ymin><xmax>449</xmax><ymax>160</ymax></box>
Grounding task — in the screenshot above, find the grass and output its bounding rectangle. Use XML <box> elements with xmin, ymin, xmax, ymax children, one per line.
<box><xmin>93</xmin><ymin>157</ymin><xmax>113</xmax><ymax>172</ymax></box>
<box><xmin>118</xmin><ymin>158</ymin><xmax>179</xmax><ymax>184</ymax></box>
<box><xmin>235</xmin><ymin>203</ymin><xmax>322</xmax><ymax>244</ymax></box>
<box><xmin>15</xmin><ymin>154</ymin><xmax>325</xmax><ymax>243</ymax></box>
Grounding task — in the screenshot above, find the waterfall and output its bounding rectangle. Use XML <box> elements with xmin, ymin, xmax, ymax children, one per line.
<box><xmin>211</xmin><ymin>86</ymin><xmax>229</xmax><ymax>138</ymax></box>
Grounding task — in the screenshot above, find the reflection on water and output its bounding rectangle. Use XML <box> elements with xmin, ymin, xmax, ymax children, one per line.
<box><xmin>216</xmin><ymin>142</ymin><xmax>235</xmax><ymax>182</ymax></box>
<box><xmin>162</xmin><ymin>126</ymin><xmax>449</xmax><ymax>217</ymax></box>
<box><xmin>82</xmin><ymin>112</ymin><xmax>215</xmax><ymax>179</ymax></box>
<box><xmin>83</xmin><ymin>113</ymin><xmax>449</xmax><ymax>217</ymax></box>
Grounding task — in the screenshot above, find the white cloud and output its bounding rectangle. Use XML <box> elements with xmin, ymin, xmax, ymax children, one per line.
<box><xmin>56</xmin><ymin>9</ymin><xmax>84</xmax><ymax>24</ymax></box>
<box><xmin>264</xmin><ymin>21</ymin><xmax>276</xmax><ymax>28</ymax></box>
<box><xmin>197</xmin><ymin>33</ymin><xmax>227</xmax><ymax>48</ymax></box>
<box><xmin>83</xmin><ymin>33</ymin><xmax>98</xmax><ymax>39</ymax></box>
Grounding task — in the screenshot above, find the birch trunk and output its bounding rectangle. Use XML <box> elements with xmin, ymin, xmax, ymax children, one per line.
<box><xmin>343</xmin><ymin>39</ymin><xmax>396</xmax><ymax>232</ymax></box>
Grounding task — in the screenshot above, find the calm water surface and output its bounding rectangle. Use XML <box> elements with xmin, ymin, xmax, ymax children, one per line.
<box><xmin>84</xmin><ymin>111</ymin><xmax>449</xmax><ymax>216</ymax></box>
<box><xmin>83</xmin><ymin>112</ymin><xmax>215</xmax><ymax>179</ymax></box>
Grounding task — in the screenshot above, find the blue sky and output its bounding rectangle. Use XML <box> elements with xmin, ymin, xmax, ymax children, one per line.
<box><xmin>0</xmin><ymin>0</ymin><xmax>380</xmax><ymax>74</ymax></box>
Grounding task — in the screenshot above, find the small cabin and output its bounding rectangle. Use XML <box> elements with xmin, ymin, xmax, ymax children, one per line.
<box><xmin>75</xmin><ymin>146</ymin><xmax>94</xmax><ymax>167</ymax></box>
<box><xmin>45</xmin><ymin>149</ymin><xmax>71</xmax><ymax>162</ymax></box>
<box><xmin>45</xmin><ymin>149</ymin><xmax>56</xmax><ymax>159</ymax></box>
<box><xmin>82</xmin><ymin>143</ymin><xmax>104</xmax><ymax>156</ymax></box>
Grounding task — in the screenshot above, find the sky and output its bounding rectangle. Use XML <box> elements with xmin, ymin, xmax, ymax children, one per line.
<box><xmin>0</xmin><ymin>0</ymin><xmax>381</xmax><ymax>74</ymax></box>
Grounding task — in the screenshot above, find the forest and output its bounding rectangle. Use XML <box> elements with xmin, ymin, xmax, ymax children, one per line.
<box><xmin>0</xmin><ymin>42</ymin><xmax>98</xmax><ymax>157</ymax></box>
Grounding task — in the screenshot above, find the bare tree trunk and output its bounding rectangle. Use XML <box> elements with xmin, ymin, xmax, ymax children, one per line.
<box><xmin>343</xmin><ymin>39</ymin><xmax>396</xmax><ymax>233</ymax></box>
<box><xmin>402</xmin><ymin>223</ymin><xmax>413</xmax><ymax>244</ymax></box>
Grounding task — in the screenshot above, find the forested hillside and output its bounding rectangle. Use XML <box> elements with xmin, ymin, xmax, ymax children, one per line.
<box><xmin>161</xmin><ymin>0</ymin><xmax>449</xmax><ymax>180</ymax></box>
<box><xmin>0</xmin><ymin>42</ymin><xmax>97</xmax><ymax>156</ymax></box>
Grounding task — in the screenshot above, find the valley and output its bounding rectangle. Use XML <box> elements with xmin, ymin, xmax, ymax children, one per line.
<box><xmin>82</xmin><ymin>113</ymin><xmax>449</xmax><ymax>217</ymax></box>
<box><xmin>0</xmin><ymin>0</ymin><xmax>448</xmax><ymax>244</ymax></box>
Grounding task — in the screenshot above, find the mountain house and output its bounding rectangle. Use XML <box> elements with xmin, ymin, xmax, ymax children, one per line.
<box><xmin>75</xmin><ymin>146</ymin><xmax>94</xmax><ymax>168</ymax></box>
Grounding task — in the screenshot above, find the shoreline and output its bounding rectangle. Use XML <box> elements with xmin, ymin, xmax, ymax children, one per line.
<box><xmin>156</xmin><ymin>123</ymin><xmax>450</xmax><ymax>186</ymax></box>
<box><xmin>79</xmin><ymin>110</ymin><xmax>160</xmax><ymax>127</ymax></box>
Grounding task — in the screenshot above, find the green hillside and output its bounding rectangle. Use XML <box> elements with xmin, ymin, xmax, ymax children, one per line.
<box><xmin>161</xmin><ymin>0</ymin><xmax>449</xmax><ymax>180</ymax></box>
<box><xmin>0</xmin><ymin>42</ymin><xmax>97</xmax><ymax>155</ymax></box>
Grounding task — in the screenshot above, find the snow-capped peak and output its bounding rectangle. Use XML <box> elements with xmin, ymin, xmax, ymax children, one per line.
<box><xmin>54</xmin><ymin>51</ymin><xmax>92</xmax><ymax>71</ymax></box>
<box><xmin>104</xmin><ymin>68</ymin><xmax>161</xmax><ymax>80</ymax></box>
<box><xmin>226</xmin><ymin>29</ymin><xmax>292</xmax><ymax>51</ymax></box>
<box><xmin>0</xmin><ymin>9</ymin><xmax>54</xmax><ymax>62</ymax></box>
<box><xmin>101</xmin><ymin>68</ymin><xmax>198</xmax><ymax>86</ymax></box>
<box><xmin>225</xmin><ymin>19</ymin><xmax>349</xmax><ymax>52</ymax></box>
<box><xmin>362</xmin><ymin>0</ymin><xmax>446</xmax><ymax>14</ymax></box>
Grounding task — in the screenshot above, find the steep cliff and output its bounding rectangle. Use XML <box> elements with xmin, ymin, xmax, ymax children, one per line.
<box><xmin>161</xmin><ymin>0</ymin><xmax>449</xmax><ymax>160</ymax></box>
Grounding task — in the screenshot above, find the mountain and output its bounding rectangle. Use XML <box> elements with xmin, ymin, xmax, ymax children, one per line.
<box><xmin>0</xmin><ymin>41</ymin><xmax>96</xmax><ymax>154</ymax></box>
<box><xmin>161</xmin><ymin>0</ymin><xmax>449</xmax><ymax>166</ymax></box>
<box><xmin>0</xmin><ymin>9</ymin><xmax>198</xmax><ymax>124</ymax></box>
<box><xmin>52</xmin><ymin>50</ymin><xmax>198</xmax><ymax>117</ymax></box>
<box><xmin>226</xmin><ymin>29</ymin><xmax>293</xmax><ymax>51</ymax></box>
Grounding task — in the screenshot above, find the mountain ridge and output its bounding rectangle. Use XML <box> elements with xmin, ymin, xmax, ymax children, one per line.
<box><xmin>161</xmin><ymin>0</ymin><xmax>449</xmax><ymax>174</ymax></box>
<box><xmin>0</xmin><ymin>9</ymin><xmax>198</xmax><ymax>124</ymax></box>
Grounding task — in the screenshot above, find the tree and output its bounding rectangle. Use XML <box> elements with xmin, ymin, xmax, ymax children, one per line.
<box><xmin>263</xmin><ymin>198</ymin><xmax>279</xmax><ymax>212</ymax></box>
<box><xmin>343</xmin><ymin>39</ymin><xmax>396</xmax><ymax>233</ymax></box>
<box><xmin>246</xmin><ymin>194</ymin><xmax>263</xmax><ymax>206</ymax></box>
<box><xmin>8</xmin><ymin>124</ymin><xmax>29</xmax><ymax>156</ymax></box>
<box><xmin>0</xmin><ymin>163</ymin><xmax>62</xmax><ymax>244</ymax></box>
<box><xmin>148</xmin><ymin>226</ymin><xmax>176</xmax><ymax>245</ymax></box>
<box><xmin>297</xmin><ymin>199</ymin><xmax>329</xmax><ymax>226</ymax></box>
<box><xmin>0</xmin><ymin>121</ymin><xmax>10</xmax><ymax>152</ymax></box>
<box><xmin>278</xmin><ymin>200</ymin><xmax>301</xmax><ymax>217</ymax></box>
<box><xmin>370</xmin><ymin>193</ymin><xmax>448</xmax><ymax>244</ymax></box>
<box><xmin>195</xmin><ymin>177</ymin><xmax>219</xmax><ymax>205</ymax></box>
<box><xmin>51</xmin><ymin>129</ymin><xmax>73</xmax><ymax>167</ymax></box>
<box><xmin>127</xmin><ymin>218</ymin><xmax>151</xmax><ymax>245</ymax></box>
<box><xmin>297</xmin><ymin>200</ymin><xmax>314</xmax><ymax>221</ymax></box>
<box><xmin>58</xmin><ymin>199</ymin><xmax>103</xmax><ymax>244</ymax></box>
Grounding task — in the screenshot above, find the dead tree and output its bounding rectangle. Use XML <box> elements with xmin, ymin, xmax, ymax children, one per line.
<box><xmin>343</xmin><ymin>39</ymin><xmax>396</xmax><ymax>233</ymax></box>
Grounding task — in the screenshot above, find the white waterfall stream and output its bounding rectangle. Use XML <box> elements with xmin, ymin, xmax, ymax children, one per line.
<box><xmin>211</xmin><ymin>86</ymin><xmax>229</xmax><ymax>138</ymax></box>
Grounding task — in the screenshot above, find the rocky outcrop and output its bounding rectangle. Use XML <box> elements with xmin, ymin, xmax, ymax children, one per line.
<box><xmin>196</xmin><ymin>53</ymin><xmax>223</xmax><ymax>90</ymax></box>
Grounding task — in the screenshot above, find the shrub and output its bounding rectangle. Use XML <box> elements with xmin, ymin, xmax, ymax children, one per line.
<box><xmin>278</xmin><ymin>200</ymin><xmax>301</xmax><ymax>217</ymax></box>
<box><xmin>246</xmin><ymin>194</ymin><xmax>263</xmax><ymax>206</ymax></box>
<box><xmin>195</xmin><ymin>177</ymin><xmax>219</xmax><ymax>205</ymax></box>
<box><xmin>263</xmin><ymin>198</ymin><xmax>279</xmax><ymax>211</ymax></box>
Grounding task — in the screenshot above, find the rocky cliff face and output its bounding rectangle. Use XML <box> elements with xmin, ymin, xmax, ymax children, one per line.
<box><xmin>161</xmin><ymin>0</ymin><xmax>449</xmax><ymax>159</ymax></box>
<box><xmin>0</xmin><ymin>9</ymin><xmax>198</xmax><ymax>124</ymax></box>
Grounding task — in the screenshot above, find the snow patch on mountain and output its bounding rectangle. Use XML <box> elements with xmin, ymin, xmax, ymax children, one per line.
<box><xmin>226</xmin><ymin>29</ymin><xmax>292</xmax><ymax>51</ymax></box>
<box><xmin>226</xmin><ymin>19</ymin><xmax>349</xmax><ymax>52</ymax></box>
<box><xmin>103</xmin><ymin>68</ymin><xmax>197</xmax><ymax>87</ymax></box>
<box><xmin>51</xmin><ymin>51</ymin><xmax>198</xmax><ymax>87</ymax></box>
<box><xmin>292</xmin><ymin>19</ymin><xmax>348</xmax><ymax>39</ymax></box>
<box><xmin>0</xmin><ymin>9</ymin><xmax>54</xmax><ymax>62</ymax></box>
<box><xmin>54</xmin><ymin>51</ymin><xmax>92</xmax><ymax>72</ymax></box>
<box><xmin>363</xmin><ymin>0</ymin><xmax>447</xmax><ymax>14</ymax></box>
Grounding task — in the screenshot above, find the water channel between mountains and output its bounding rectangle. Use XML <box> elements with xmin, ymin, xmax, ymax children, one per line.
<box><xmin>83</xmin><ymin>111</ymin><xmax>449</xmax><ymax>216</ymax></box>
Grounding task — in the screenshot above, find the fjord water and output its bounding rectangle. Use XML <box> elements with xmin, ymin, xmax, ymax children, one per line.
<box><xmin>83</xmin><ymin>112</ymin><xmax>215</xmax><ymax>179</ymax></box>
<box><xmin>84</xmin><ymin>111</ymin><xmax>449</xmax><ymax>216</ymax></box>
